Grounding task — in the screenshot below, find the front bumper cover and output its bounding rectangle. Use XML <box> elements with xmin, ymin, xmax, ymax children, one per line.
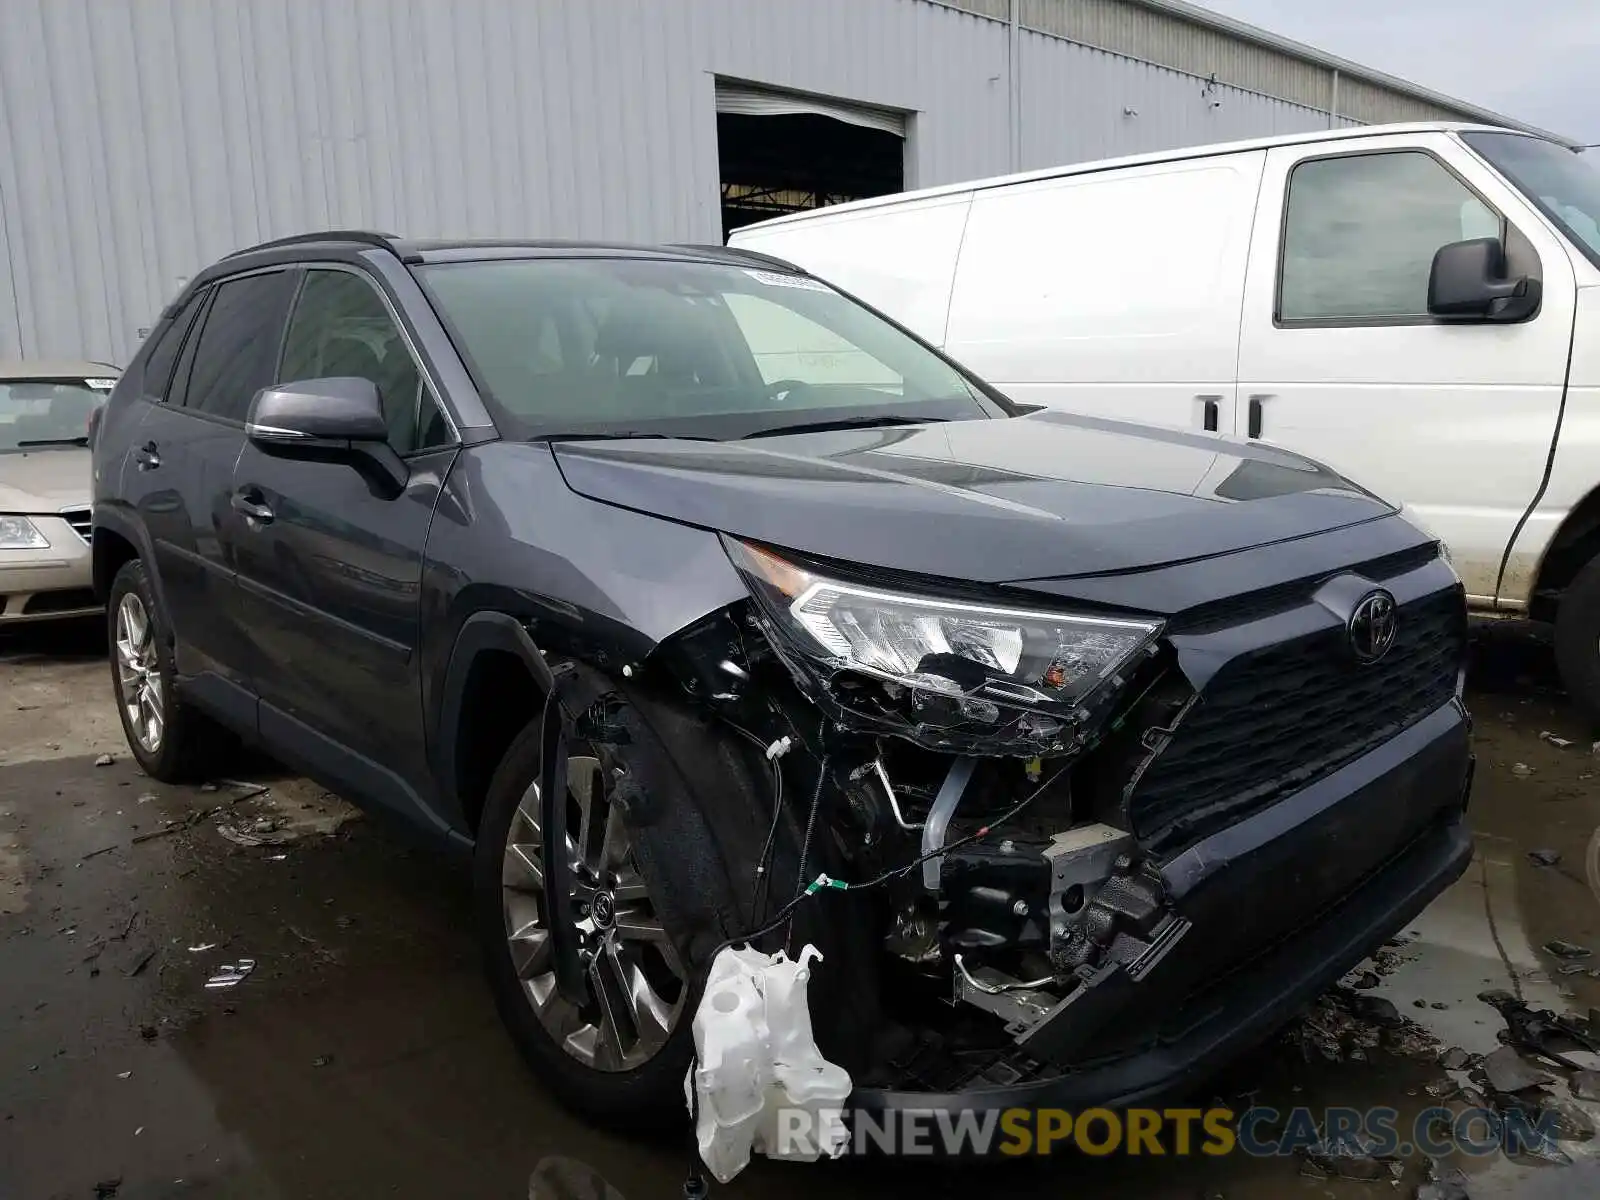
<box><xmin>851</xmin><ymin>700</ymin><xmax>1473</xmax><ymax>1117</ymax></box>
<box><xmin>0</xmin><ymin>515</ymin><xmax>96</xmax><ymax>622</ymax></box>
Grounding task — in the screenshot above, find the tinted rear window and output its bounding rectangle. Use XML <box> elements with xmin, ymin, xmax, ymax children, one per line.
<box><xmin>140</xmin><ymin>290</ymin><xmax>208</xmax><ymax>402</ymax></box>
<box><xmin>182</xmin><ymin>271</ymin><xmax>296</xmax><ymax>422</ymax></box>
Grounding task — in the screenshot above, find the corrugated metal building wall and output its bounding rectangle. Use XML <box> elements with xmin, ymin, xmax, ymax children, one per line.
<box><xmin>0</xmin><ymin>0</ymin><xmax>1549</xmax><ymax>364</ymax></box>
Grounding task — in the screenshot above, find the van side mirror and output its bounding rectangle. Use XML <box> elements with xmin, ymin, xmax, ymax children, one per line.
<box><xmin>247</xmin><ymin>377</ymin><xmax>408</xmax><ymax>497</ymax></box>
<box><xmin>1427</xmin><ymin>238</ymin><xmax>1540</xmax><ymax>323</ymax></box>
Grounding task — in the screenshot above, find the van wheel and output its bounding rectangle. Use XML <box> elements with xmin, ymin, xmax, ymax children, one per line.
<box><xmin>106</xmin><ymin>559</ymin><xmax>230</xmax><ymax>781</ymax></box>
<box><xmin>1554</xmin><ymin>553</ymin><xmax>1600</xmax><ymax>726</ymax></box>
<box><xmin>473</xmin><ymin>713</ymin><xmax>696</xmax><ymax>1129</ymax></box>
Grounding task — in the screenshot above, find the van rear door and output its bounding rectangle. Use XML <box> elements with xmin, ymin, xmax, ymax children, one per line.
<box><xmin>1234</xmin><ymin>132</ymin><xmax>1577</xmax><ymax>603</ymax></box>
<box><xmin>943</xmin><ymin>152</ymin><xmax>1264</xmax><ymax>435</ymax></box>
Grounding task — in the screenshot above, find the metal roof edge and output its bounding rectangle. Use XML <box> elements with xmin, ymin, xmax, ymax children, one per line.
<box><xmin>1131</xmin><ymin>0</ymin><xmax>1580</xmax><ymax>147</ymax></box>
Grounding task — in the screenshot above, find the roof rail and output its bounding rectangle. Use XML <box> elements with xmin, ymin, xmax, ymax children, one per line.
<box><xmin>225</xmin><ymin>230</ymin><xmax>402</xmax><ymax>259</ymax></box>
<box><xmin>670</xmin><ymin>242</ymin><xmax>802</xmax><ymax>273</ymax></box>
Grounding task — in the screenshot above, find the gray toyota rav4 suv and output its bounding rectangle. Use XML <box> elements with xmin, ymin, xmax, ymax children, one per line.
<box><xmin>92</xmin><ymin>231</ymin><xmax>1472</xmax><ymax>1129</ymax></box>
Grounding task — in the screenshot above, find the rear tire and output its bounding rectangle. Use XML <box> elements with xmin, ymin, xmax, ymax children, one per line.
<box><xmin>106</xmin><ymin>559</ymin><xmax>229</xmax><ymax>781</ymax></box>
<box><xmin>1554</xmin><ymin>554</ymin><xmax>1600</xmax><ymax>727</ymax></box>
<box><xmin>473</xmin><ymin>713</ymin><xmax>698</xmax><ymax>1129</ymax></box>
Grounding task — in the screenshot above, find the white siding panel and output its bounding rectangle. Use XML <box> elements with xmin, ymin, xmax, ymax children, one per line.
<box><xmin>0</xmin><ymin>0</ymin><xmax>1024</xmax><ymax>362</ymax></box>
<box><xmin>1338</xmin><ymin>74</ymin><xmax>1462</xmax><ymax>126</ymax></box>
<box><xmin>1020</xmin><ymin>0</ymin><xmax>1333</xmax><ymax>111</ymax></box>
<box><xmin>0</xmin><ymin>0</ymin><xmax>1493</xmax><ymax>364</ymax></box>
<box><xmin>1018</xmin><ymin>33</ymin><xmax>1330</xmax><ymax>169</ymax></box>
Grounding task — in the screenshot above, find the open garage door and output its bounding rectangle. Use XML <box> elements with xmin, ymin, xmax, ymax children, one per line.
<box><xmin>715</xmin><ymin>83</ymin><xmax>906</xmax><ymax>239</ymax></box>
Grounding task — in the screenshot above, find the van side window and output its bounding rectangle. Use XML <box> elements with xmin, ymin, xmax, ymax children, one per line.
<box><xmin>1279</xmin><ymin>152</ymin><xmax>1500</xmax><ymax>323</ymax></box>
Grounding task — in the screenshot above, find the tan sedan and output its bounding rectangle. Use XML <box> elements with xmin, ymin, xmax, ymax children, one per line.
<box><xmin>0</xmin><ymin>360</ymin><xmax>118</xmax><ymax>624</ymax></box>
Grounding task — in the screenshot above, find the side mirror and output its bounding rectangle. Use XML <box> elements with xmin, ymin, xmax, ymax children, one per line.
<box><xmin>247</xmin><ymin>377</ymin><xmax>407</xmax><ymax>496</ymax></box>
<box><xmin>248</xmin><ymin>377</ymin><xmax>388</xmax><ymax>443</ymax></box>
<box><xmin>1427</xmin><ymin>238</ymin><xmax>1540</xmax><ymax>322</ymax></box>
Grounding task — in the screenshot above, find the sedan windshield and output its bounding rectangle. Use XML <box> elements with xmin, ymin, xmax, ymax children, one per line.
<box><xmin>419</xmin><ymin>257</ymin><xmax>1003</xmax><ymax>440</ymax></box>
<box><xmin>0</xmin><ymin>380</ymin><xmax>107</xmax><ymax>453</ymax></box>
<box><xmin>1463</xmin><ymin>132</ymin><xmax>1600</xmax><ymax>267</ymax></box>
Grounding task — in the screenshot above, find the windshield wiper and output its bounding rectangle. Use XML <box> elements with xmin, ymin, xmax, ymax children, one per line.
<box><xmin>740</xmin><ymin>414</ymin><xmax>948</xmax><ymax>440</ymax></box>
<box><xmin>17</xmin><ymin>436</ymin><xmax>90</xmax><ymax>448</ymax></box>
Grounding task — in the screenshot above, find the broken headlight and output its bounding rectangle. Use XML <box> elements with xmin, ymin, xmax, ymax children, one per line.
<box><xmin>725</xmin><ymin>539</ymin><xmax>1162</xmax><ymax>746</ymax></box>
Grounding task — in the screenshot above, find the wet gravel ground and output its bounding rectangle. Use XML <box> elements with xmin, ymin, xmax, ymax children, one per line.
<box><xmin>4</xmin><ymin>618</ymin><xmax>1600</xmax><ymax>1199</ymax></box>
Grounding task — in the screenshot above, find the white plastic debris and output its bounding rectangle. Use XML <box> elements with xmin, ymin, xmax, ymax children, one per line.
<box><xmin>686</xmin><ymin>944</ymin><xmax>852</xmax><ymax>1183</ymax></box>
<box><xmin>204</xmin><ymin>958</ymin><xmax>256</xmax><ymax>990</ymax></box>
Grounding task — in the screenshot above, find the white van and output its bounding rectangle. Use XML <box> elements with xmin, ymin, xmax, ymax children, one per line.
<box><xmin>729</xmin><ymin>123</ymin><xmax>1600</xmax><ymax>719</ymax></box>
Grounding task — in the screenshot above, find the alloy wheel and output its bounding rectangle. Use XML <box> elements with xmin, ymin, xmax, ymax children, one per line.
<box><xmin>114</xmin><ymin>592</ymin><xmax>164</xmax><ymax>755</ymax></box>
<box><xmin>501</xmin><ymin>756</ymin><xmax>687</xmax><ymax>1071</ymax></box>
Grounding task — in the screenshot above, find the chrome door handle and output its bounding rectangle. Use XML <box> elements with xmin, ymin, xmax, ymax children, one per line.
<box><xmin>134</xmin><ymin>441</ymin><xmax>161</xmax><ymax>470</ymax></box>
<box><xmin>230</xmin><ymin>490</ymin><xmax>274</xmax><ymax>525</ymax></box>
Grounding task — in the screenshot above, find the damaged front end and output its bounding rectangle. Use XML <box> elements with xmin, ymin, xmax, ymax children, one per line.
<box><xmin>722</xmin><ymin>538</ymin><xmax>1163</xmax><ymax>759</ymax></box>
<box><xmin>626</xmin><ymin>533</ymin><xmax>1468</xmax><ymax>1125</ymax></box>
<box><xmin>639</xmin><ymin>537</ymin><xmax>1204</xmax><ymax>1096</ymax></box>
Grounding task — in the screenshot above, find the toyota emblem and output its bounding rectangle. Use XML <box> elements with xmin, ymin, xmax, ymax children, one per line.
<box><xmin>1348</xmin><ymin>590</ymin><xmax>1398</xmax><ymax>664</ymax></box>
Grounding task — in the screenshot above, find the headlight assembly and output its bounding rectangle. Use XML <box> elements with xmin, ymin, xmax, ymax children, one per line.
<box><xmin>0</xmin><ymin>516</ymin><xmax>49</xmax><ymax>550</ymax></box>
<box><xmin>724</xmin><ymin>538</ymin><xmax>1163</xmax><ymax>754</ymax></box>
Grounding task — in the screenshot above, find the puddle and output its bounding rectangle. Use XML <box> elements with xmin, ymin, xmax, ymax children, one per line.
<box><xmin>3</xmin><ymin>618</ymin><xmax>1600</xmax><ymax>1197</ymax></box>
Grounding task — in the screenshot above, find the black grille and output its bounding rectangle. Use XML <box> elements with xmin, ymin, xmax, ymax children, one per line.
<box><xmin>22</xmin><ymin>588</ymin><xmax>99</xmax><ymax>615</ymax></box>
<box><xmin>1130</xmin><ymin>588</ymin><xmax>1464</xmax><ymax>851</ymax></box>
<box><xmin>59</xmin><ymin>507</ymin><xmax>91</xmax><ymax>545</ymax></box>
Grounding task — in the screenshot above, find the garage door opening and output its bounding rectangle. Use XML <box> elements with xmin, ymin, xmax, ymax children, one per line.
<box><xmin>716</xmin><ymin>84</ymin><xmax>906</xmax><ymax>239</ymax></box>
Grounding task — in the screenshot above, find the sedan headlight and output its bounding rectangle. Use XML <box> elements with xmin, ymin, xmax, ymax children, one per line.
<box><xmin>724</xmin><ymin>538</ymin><xmax>1163</xmax><ymax>754</ymax></box>
<box><xmin>0</xmin><ymin>516</ymin><xmax>49</xmax><ymax>549</ymax></box>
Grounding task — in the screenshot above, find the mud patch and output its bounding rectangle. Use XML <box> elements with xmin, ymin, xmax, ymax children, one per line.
<box><xmin>0</xmin><ymin>836</ymin><xmax>26</xmax><ymax>914</ymax></box>
<box><xmin>212</xmin><ymin>777</ymin><xmax>361</xmax><ymax>848</ymax></box>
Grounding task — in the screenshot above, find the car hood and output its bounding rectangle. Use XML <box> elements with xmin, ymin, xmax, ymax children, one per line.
<box><xmin>551</xmin><ymin>411</ymin><xmax>1395</xmax><ymax>584</ymax></box>
<box><xmin>0</xmin><ymin>447</ymin><xmax>91</xmax><ymax>510</ymax></box>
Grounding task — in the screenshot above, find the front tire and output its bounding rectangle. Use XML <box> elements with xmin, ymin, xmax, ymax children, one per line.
<box><xmin>1554</xmin><ymin>553</ymin><xmax>1600</xmax><ymax>727</ymax></box>
<box><xmin>473</xmin><ymin>714</ymin><xmax>695</xmax><ymax>1128</ymax></box>
<box><xmin>106</xmin><ymin>559</ymin><xmax>226</xmax><ymax>781</ymax></box>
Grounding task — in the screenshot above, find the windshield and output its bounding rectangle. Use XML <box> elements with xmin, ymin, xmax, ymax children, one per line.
<box><xmin>0</xmin><ymin>379</ymin><xmax>109</xmax><ymax>453</ymax></box>
<box><xmin>1463</xmin><ymin>132</ymin><xmax>1600</xmax><ymax>267</ymax></box>
<box><xmin>419</xmin><ymin>257</ymin><xmax>1001</xmax><ymax>440</ymax></box>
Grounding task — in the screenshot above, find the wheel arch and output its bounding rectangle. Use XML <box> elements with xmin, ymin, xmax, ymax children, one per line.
<box><xmin>1529</xmin><ymin>483</ymin><xmax>1600</xmax><ymax>623</ymax></box>
<box><xmin>434</xmin><ymin>612</ymin><xmax>558</xmax><ymax>838</ymax></box>
<box><xmin>92</xmin><ymin>508</ymin><xmax>167</xmax><ymax>618</ymax></box>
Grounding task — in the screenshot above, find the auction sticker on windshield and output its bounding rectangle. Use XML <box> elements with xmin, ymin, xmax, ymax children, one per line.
<box><xmin>743</xmin><ymin>269</ymin><xmax>834</xmax><ymax>292</ymax></box>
